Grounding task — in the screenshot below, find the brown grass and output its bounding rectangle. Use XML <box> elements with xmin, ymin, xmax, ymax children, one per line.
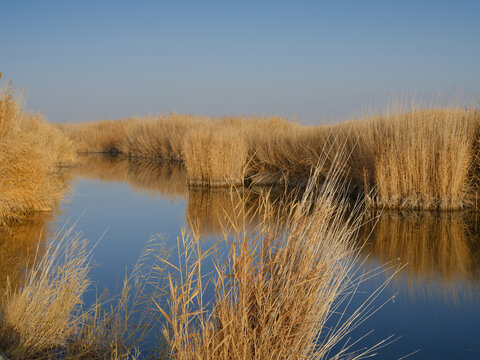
<box><xmin>0</xmin><ymin>79</ymin><xmax>76</xmax><ymax>227</ymax></box>
<box><xmin>183</xmin><ymin>124</ymin><xmax>248</xmax><ymax>187</ymax></box>
<box><xmin>0</xmin><ymin>227</ymin><xmax>92</xmax><ymax>359</ymax></box>
<box><xmin>57</xmin><ymin>119</ymin><xmax>128</xmax><ymax>154</ymax></box>
<box><xmin>0</xmin><ymin>224</ymin><xmax>152</xmax><ymax>360</ymax></box>
<box><xmin>366</xmin><ymin>108</ymin><xmax>476</xmax><ymax>210</ymax></box>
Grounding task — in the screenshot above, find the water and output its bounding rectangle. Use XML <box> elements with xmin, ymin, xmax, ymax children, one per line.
<box><xmin>1</xmin><ymin>155</ymin><xmax>479</xmax><ymax>359</ymax></box>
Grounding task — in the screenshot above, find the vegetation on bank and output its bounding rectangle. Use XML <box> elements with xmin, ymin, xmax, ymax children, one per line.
<box><xmin>0</xmin><ymin>78</ymin><xmax>76</xmax><ymax>227</ymax></box>
<box><xmin>59</xmin><ymin>106</ymin><xmax>480</xmax><ymax>210</ymax></box>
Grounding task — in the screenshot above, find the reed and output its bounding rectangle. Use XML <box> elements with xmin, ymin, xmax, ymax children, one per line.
<box><xmin>0</xmin><ymin>79</ymin><xmax>76</xmax><ymax>227</ymax></box>
<box><xmin>154</xmin><ymin>162</ymin><xmax>391</xmax><ymax>360</ymax></box>
<box><xmin>366</xmin><ymin>108</ymin><xmax>476</xmax><ymax>210</ymax></box>
<box><xmin>57</xmin><ymin>119</ymin><xmax>128</xmax><ymax>154</ymax></box>
<box><xmin>0</xmin><ymin>224</ymin><xmax>153</xmax><ymax>360</ymax></box>
<box><xmin>183</xmin><ymin>124</ymin><xmax>248</xmax><ymax>187</ymax></box>
<box><xmin>0</xmin><ymin>227</ymin><xmax>92</xmax><ymax>359</ymax></box>
<box><xmin>124</xmin><ymin>114</ymin><xmax>199</xmax><ymax>161</ymax></box>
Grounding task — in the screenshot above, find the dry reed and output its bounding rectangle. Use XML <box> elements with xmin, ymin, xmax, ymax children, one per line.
<box><xmin>154</xmin><ymin>161</ymin><xmax>393</xmax><ymax>359</ymax></box>
<box><xmin>0</xmin><ymin>227</ymin><xmax>92</xmax><ymax>359</ymax></box>
<box><xmin>0</xmin><ymin>79</ymin><xmax>76</xmax><ymax>227</ymax></box>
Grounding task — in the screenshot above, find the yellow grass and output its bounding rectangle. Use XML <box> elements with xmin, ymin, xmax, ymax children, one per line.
<box><xmin>57</xmin><ymin>119</ymin><xmax>128</xmax><ymax>154</ymax></box>
<box><xmin>366</xmin><ymin>108</ymin><xmax>476</xmax><ymax>210</ymax></box>
<box><xmin>183</xmin><ymin>124</ymin><xmax>248</xmax><ymax>187</ymax></box>
<box><xmin>0</xmin><ymin>79</ymin><xmax>76</xmax><ymax>227</ymax></box>
<box><xmin>0</xmin><ymin>227</ymin><xmax>92</xmax><ymax>359</ymax></box>
<box><xmin>124</xmin><ymin>114</ymin><xmax>196</xmax><ymax>161</ymax></box>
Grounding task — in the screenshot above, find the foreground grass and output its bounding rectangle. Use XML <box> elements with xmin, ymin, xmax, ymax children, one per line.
<box><xmin>0</xmin><ymin>160</ymin><xmax>392</xmax><ymax>359</ymax></box>
<box><xmin>0</xmin><ymin>77</ymin><xmax>76</xmax><ymax>227</ymax></box>
<box><xmin>59</xmin><ymin>106</ymin><xmax>480</xmax><ymax>210</ymax></box>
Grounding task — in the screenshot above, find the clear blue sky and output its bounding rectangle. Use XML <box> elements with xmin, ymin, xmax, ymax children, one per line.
<box><xmin>2</xmin><ymin>0</ymin><xmax>479</xmax><ymax>124</ymax></box>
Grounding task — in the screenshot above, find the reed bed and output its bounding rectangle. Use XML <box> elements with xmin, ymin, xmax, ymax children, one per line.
<box><xmin>0</xmin><ymin>79</ymin><xmax>76</xmax><ymax>227</ymax></box>
<box><xmin>60</xmin><ymin>105</ymin><xmax>480</xmax><ymax>210</ymax></box>
<box><xmin>183</xmin><ymin>124</ymin><xmax>248</xmax><ymax>187</ymax></box>
<box><xmin>57</xmin><ymin>119</ymin><xmax>129</xmax><ymax>154</ymax></box>
<box><xmin>366</xmin><ymin>108</ymin><xmax>477</xmax><ymax>210</ymax></box>
<box><xmin>0</xmin><ymin>227</ymin><xmax>92</xmax><ymax>359</ymax></box>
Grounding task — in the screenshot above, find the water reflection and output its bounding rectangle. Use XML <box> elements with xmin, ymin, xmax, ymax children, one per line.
<box><xmin>4</xmin><ymin>156</ymin><xmax>480</xmax><ymax>305</ymax></box>
<box><xmin>359</xmin><ymin>211</ymin><xmax>480</xmax><ymax>302</ymax></box>
<box><xmin>72</xmin><ymin>154</ymin><xmax>189</xmax><ymax>200</ymax></box>
<box><xmin>0</xmin><ymin>171</ymin><xmax>71</xmax><ymax>291</ymax></box>
<box><xmin>0</xmin><ymin>212</ymin><xmax>53</xmax><ymax>290</ymax></box>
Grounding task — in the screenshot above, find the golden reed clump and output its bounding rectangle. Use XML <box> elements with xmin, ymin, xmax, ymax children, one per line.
<box><xmin>0</xmin><ymin>78</ymin><xmax>76</xmax><ymax>227</ymax></box>
<box><xmin>155</xmin><ymin>162</ymin><xmax>391</xmax><ymax>360</ymax></box>
<box><xmin>365</xmin><ymin>108</ymin><xmax>477</xmax><ymax>210</ymax></box>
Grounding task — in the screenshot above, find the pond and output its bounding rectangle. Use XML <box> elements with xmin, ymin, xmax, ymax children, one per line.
<box><xmin>1</xmin><ymin>155</ymin><xmax>479</xmax><ymax>359</ymax></box>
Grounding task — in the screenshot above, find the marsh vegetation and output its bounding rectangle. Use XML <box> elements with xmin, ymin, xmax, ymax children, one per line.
<box><xmin>1</xmin><ymin>78</ymin><xmax>480</xmax><ymax>359</ymax></box>
<box><xmin>59</xmin><ymin>106</ymin><xmax>480</xmax><ymax>210</ymax></box>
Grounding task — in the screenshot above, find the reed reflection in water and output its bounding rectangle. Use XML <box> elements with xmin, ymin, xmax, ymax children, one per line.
<box><xmin>72</xmin><ymin>154</ymin><xmax>189</xmax><ymax>201</ymax></box>
<box><xmin>359</xmin><ymin>211</ymin><xmax>480</xmax><ymax>302</ymax></box>
<box><xmin>0</xmin><ymin>212</ymin><xmax>54</xmax><ymax>290</ymax></box>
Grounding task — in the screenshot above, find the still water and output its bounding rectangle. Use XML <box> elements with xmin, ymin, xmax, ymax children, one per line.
<box><xmin>1</xmin><ymin>155</ymin><xmax>479</xmax><ymax>359</ymax></box>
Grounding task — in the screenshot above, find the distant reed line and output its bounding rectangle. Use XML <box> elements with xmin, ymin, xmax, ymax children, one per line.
<box><xmin>59</xmin><ymin>107</ymin><xmax>480</xmax><ymax>210</ymax></box>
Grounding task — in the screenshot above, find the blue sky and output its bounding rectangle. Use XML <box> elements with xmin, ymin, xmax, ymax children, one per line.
<box><xmin>1</xmin><ymin>0</ymin><xmax>479</xmax><ymax>124</ymax></box>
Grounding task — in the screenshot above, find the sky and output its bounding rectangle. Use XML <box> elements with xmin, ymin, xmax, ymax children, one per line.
<box><xmin>1</xmin><ymin>0</ymin><xmax>479</xmax><ymax>124</ymax></box>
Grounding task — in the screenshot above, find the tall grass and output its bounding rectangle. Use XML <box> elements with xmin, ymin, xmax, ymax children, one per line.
<box><xmin>183</xmin><ymin>124</ymin><xmax>248</xmax><ymax>187</ymax></box>
<box><xmin>57</xmin><ymin>119</ymin><xmax>128</xmax><ymax>154</ymax></box>
<box><xmin>0</xmin><ymin>227</ymin><xmax>92</xmax><ymax>359</ymax></box>
<box><xmin>367</xmin><ymin>108</ymin><xmax>476</xmax><ymax>210</ymax></box>
<box><xmin>0</xmin><ymin>79</ymin><xmax>76</xmax><ymax>227</ymax></box>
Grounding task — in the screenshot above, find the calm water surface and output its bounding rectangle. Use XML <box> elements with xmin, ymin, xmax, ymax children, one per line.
<box><xmin>1</xmin><ymin>155</ymin><xmax>479</xmax><ymax>359</ymax></box>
